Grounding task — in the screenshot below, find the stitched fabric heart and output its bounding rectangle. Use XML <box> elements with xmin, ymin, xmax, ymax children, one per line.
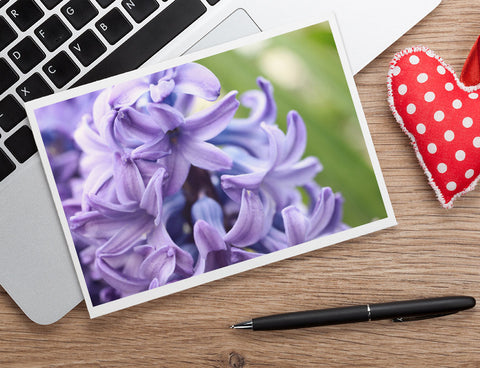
<box><xmin>388</xmin><ymin>46</ymin><xmax>480</xmax><ymax>208</ymax></box>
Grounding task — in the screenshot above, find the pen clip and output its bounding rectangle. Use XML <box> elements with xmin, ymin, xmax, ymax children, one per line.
<box><xmin>392</xmin><ymin>311</ymin><xmax>459</xmax><ymax>322</ymax></box>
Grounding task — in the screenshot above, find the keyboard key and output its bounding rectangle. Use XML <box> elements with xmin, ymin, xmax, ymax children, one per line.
<box><xmin>0</xmin><ymin>58</ymin><xmax>19</xmax><ymax>95</ymax></box>
<box><xmin>43</xmin><ymin>52</ymin><xmax>80</xmax><ymax>88</ymax></box>
<box><xmin>206</xmin><ymin>0</ymin><xmax>219</xmax><ymax>5</ymax></box>
<box><xmin>0</xmin><ymin>0</ymin><xmax>10</xmax><ymax>9</ymax></box>
<box><xmin>96</xmin><ymin>8</ymin><xmax>133</xmax><ymax>45</ymax></box>
<box><xmin>122</xmin><ymin>0</ymin><xmax>159</xmax><ymax>23</ymax></box>
<box><xmin>16</xmin><ymin>73</ymin><xmax>53</xmax><ymax>102</ymax></box>
<box><xmin>0</xmin><ymin>17</ymin><xmax>17</xmax><ymax>52</ymax></box>
<box><xmin>61</xmin><ymin>0</ymin><xmax>98</xmax><ymax>30</ymax></box>
<box><xmin>75</xmin><ymin>0</ymin><xmax>206</xmax><ymax>86</ymax></box>
<box><xmin>69</xmin><ymin>29</ymin><xmax>106</xmax><ymax>66</ymax></box>
<box><xmin>7</xmin><ymin>0</ymin><xmax>44</xmax><ymax>32</ymax></box>
<box><xmin>96</xmin><ymin>0</ymin><xmax>114</xmax><ymax>7</ymax></box>
<box><xmin>39</xmin><ymin>0</ymin><xmax>62</xmax><ymax>9</ymax></box>
<box><xmin>8</xmin><ymin>36</ymin><xmax>45</xmax><ymax>74</ymax></box>
<box><xmin>35</xmin><ymin>15</ymin><xmax>72</xmax><ymax>52</ymax></box>
<box><xmin>5</xmin><ymin>125</ymin><xmax>37</xmax><ymax>163</ymax></box>
<box><xmin>0</xmin><ymin>95</ymin><xmax>26</xmax><ymax>132</ymax></box>
<box><xmin>0</xmin><ymin>148</ymin><xmax>16</xmax><ymax>182</ymax></box>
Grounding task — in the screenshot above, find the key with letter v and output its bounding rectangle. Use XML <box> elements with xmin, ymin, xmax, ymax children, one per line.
<box><xmin>69</xmin><ymin>29</ymin><xmax>106</xmax><ymax>66</ymax></box>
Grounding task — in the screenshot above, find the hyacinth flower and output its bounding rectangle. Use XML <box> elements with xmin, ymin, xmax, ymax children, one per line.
<box><xmin>40</xmin><ymin>61</ymin><xmax>348</xmax><ymax>304</ymax></box>
<box><xmin>209</xmin><ymin>77</ymin><xmax>277</xmax><ymax>158</ymax></box>
<box><xmin>221</xmin><ymin>111</ymin><xmax>323</xmax><ymax>210</ymax></box>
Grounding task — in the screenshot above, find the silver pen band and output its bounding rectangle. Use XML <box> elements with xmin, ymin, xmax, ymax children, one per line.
<box><xmin>367</xmin><ymin>304</ymin><xmax>372</xmax><ymax>321</ymax></box>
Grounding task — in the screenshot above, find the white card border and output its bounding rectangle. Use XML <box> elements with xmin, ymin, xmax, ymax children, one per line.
<box><xmin>26</xmin><ymin>14</ymin><xmax>396</xmax><ymax>318</ymax></box>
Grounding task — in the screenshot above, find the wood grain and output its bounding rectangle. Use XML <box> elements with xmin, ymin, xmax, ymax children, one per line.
<box><xmin>1</xmin><ymin>1</ymin><xmax>480</xmax><ymax>367</ymax></box>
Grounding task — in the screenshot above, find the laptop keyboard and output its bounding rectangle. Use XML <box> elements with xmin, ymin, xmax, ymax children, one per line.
<box><xmin>0</xmin><ymin>0</ymin><xmax>216</xmax><ymax>184</ymax></box>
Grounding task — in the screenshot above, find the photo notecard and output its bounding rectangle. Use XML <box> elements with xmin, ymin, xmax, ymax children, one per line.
<box><xmin>26</xmin><ymin>15</ymin><xmax>396</xmax><ymax>317</ymax></box>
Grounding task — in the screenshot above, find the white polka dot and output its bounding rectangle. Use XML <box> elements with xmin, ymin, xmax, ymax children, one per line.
<box><xmin>447</xmin><ymin>182</ymin><xmax>457</xmax><ymax>191</ymax></box>
<box><xmin>456</xmin><ymin>150</ymin><xmax>466</xmax><ymax>161</ymax></box>
<box><xmin>392</xmin><ymin>66</ymin><xmax>401</xmax><ymax>76</ymax></box>
<box><xmin>398</xmin><ymin>84</ymin><xmax>408</xmax><ymax>95</ymax></box>
<box><xmin>424</xmin><ymin>91</ymin><xmax>435</xmax><ymax>102</ymax></box>
<box><xmin>434</xmin><ymin>111</ymin><xmax>445</xmax><ymax>122</ymax></box>
<box><xmin>463</xmin><ymin>117</ymin><xmax>473</xmax><ymax>128</ymax></box>
<box><xmin>417</xmin><ymin>73</ymin><xmax>428</xmax><ymax>83</ymax></box>
<box><xmin>409</xmin><ymin>55</ymin><xmax>420</xmax><ymax>65</ymax></box>
<box><xmin>469</xmin><ymin>93</ymin><xmax>478</xmax><ymax>99</ymax></box>
<box><xmin>437</xmin><ymin>163</ymin><xmax>447</xmax><ymax>173</ymax></box>
<box><xmin>445</xmin><ymin>82</ymin><xmax>454</xmax><ymax>91</ymax></box>
<box><xmin>452</xmin><ymin>99</ymin><xmax>462</xmax><ymax>109</ymax></box>
<box><xmin>444</xmin><ymin>130</ymin><xmax>455</xmax><ymax>141</ymax></box>
<box><xmin>416</xmin><ymin>124</ymin><xmax>426</xmax><ymax>134</ymax></box>
<box><xmin>437</xmin><ymin>65</ymin><xmax>446</xmax><ymax>74</ymax></box>
<box><xmin>407</xmin><ymin>103</ymin><xmax>416</xmax><ymax>114</ymax></box>
<box><xmin>427</xmin><ymin>143</ymin><xmax>437</xmax><ymax>154</ymax></box>
<box><xmin>473</xmin><ymin>137</ymin><xmax>480</xmax><ymax>148</ymax></box>
<box><xmin>465</xmin><ymin>169</ymin><xmax>474</xmax><ymax>179</ymax></box>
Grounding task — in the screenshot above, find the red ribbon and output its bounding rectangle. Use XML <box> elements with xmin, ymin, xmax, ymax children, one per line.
<box><xmin>460</xmin><ymin>35</ymin><xmax>480</xmax><ymax>87</ymax></box>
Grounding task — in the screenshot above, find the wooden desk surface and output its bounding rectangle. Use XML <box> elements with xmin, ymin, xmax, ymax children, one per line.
<box><xmin>1</xmin><ymin>2</ymin><xmax>479</xmax><ymax>367</ymax></box>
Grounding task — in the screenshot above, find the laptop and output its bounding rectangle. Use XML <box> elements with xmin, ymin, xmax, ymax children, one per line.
<box><xmin>0</xmin><ymin>0</ymin><xmax>441</xmax><ymax>324</ymax></box>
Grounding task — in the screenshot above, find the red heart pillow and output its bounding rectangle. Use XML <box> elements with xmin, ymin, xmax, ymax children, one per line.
<box><xmin>388</xmin><ymin>46</ymin><xmax>480</xmax><ymax>208</ymax></box>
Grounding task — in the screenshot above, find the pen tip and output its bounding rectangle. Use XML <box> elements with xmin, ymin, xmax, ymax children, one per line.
<box><xmin>230</xmin><ymin>320</ymin><xmax>253</xmax><ymax>329</ymax></box>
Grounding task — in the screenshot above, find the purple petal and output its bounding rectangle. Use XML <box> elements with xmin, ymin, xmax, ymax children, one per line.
<box><xmin>70</xmin><ymin>210</ymin><xmax>124</xmax><ymax>240</ymax></box>
<box><xmin>224</xmin><ymin>189</ymin><xmax>264</xmax><ymax>247</ymax></box>
<box><xmin>184</xmin><ymin>91</ymin><xmax>239</xmax><ymax>140</ymax></box>
<box><xmin>149</xmin><ymin>278</ymin><xmax>160</xmax><ymax>290</ymax></box>
<box><xmin>138</xmin><ymin>246</ymin><xmax>176</xmax><ymax>285</ymax></box>
<box><xmin>221</xmin><ymin>171</ymin><xmax>265</xmax><ymax>203</ymax></box>
<box><xmin>269</xmin><ymin>156</ymin><xmax>322</xmax><ymax>186</ymax></box>
<box><xmin>259</xmin><ymin>191</ymin><xmax>275</xmax><ymax>238</ymax></box>
<box><xmin>260</xmin><ymin>122</ymin><xmax>282</xmax><ymax>169</ymax></box>
<box><xmin>173</xmin><ymin>63</ymin><xmax>221</xmax><ymax>101</ymax></box>
<box><xmin>230</xmin><ymin>247</ymin><xmax>261</xmax><ymax>263</ymax></box>
<box><xmin>180</xmin><ymin>139</ymin><xmax>232</xmax><ymax>171</ymax></box>
<box><xmin>191</xmin><ymin>197</ymin><xmax>225</xmax><ymax>236</ymax></box>
<box><xmin>281</xmin><ymin>111</ymin><xmax>307</xmax><ymax>166</ymax></box>
<box><xmin>97</xmin><ymin>214</ymin><xmax>152</xmax><ymax>256</ymax></box>
<box><xmin>92</xmin><ymin>89</ymin><xmax>111</xmax><ymax>129</ymax></box>
<box><xmin>162</xmin><ymin>192</ymin><xmax>186</xmax><ymax>223</ymax></box>
<box><xmin>260</xmin><ymin>227</ymin><xmax>288</xmax><ymax>252</ymax></box>
<box><xmin>160</xmin><ymin>148</ymin><xmax>191</xmax><ymax>196</ymax></box>
<box><xmin>147</xmin><ymin>225</ymin><xmax>193</xmax><ymax>276</ymax></box>
<box><xmin>173</xmin><ymin>93</ymin><xmax>194</xmax><ymax>115</ymax></box>
<box><xmin>321</xmin><ymin>193</ymin><xmax>345</xmax><ymax>235</ymax></box>
<box><xmin>81</xmin><ymin>164</ymin><xmax>113</xmax><ymax>210</ymax></box>
<box><xmin>306</xmin><ymin>187</ymin><xmax>335</xmax><ymax>239</ymax></box>
<box><xmin>150</xmin><ymin>79</ymin><xmax>175</xmax><ymax>103</ymax></box>
<box><xmin>193</xmin><ymin>220</ymin><xmax>226</xmax><ymax>258</ymax></box>
<box><xmin>74</xmin><ymin>115</ymin><xmax>109</xmax><ymax>154</ymax></box>
<box><xmin>281</xmin><ymin>206</ymin><xmax>308</xmax><ymax>246</ymax></box>
<box><xmin>98</xmin><ymin>110</ymin><xmax>122</xmax><ymax>152</ymax></box>
<box><xmin>87</xmin><ymin>193</ymin><xmax>138</xmax><ymax>219</ymax></box>
<box><xmin>140</xmin><ymin>167</ymin><xmax>165</xmax><ymax>225</ymax></box>
<box><xmin>109</xmin><ymin>79</ymin><xmax>149</xmax><ymax>108</ymax></box>
<box><xmin>147</xmin><ymin>103</ymin><xmax>185</xmax><ymax>132</ymax></box>
<box><xmin>113</xmin><ymin>153</ymin><xmax>145</xmax><ymax>203</ymax></box>
<box><xmin>114</xmin><ymin>107</ymin><xmax>163</xmax><ymax>145</ymax></box>
<box><xmin>130</xmin><ymin>135</ymin><xmax>171</xmax><ymax>161</ymax></box>
<box><xmin>96</xmin><ymin>257</ymin><xmax>149</xmax><ymax>294</ymax></box>
<box><xmin>193</xmin><ymin>220</ymin><xmax>228</xmax><ymax>274</ymax></box>
<box><xmin>238</xmin><ymin>77</ymin><xmax>277</xmax><ymax>126</ymax></box>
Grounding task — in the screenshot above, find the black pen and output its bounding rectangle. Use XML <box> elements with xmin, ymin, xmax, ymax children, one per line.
<box><xmin>230</xmin><ymin>296</ymin><xmax>476</xmax><ymax>330</ymax></box>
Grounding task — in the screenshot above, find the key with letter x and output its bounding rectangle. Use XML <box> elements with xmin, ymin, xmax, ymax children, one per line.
<box><xmin>16</xmin><ymin>73</ymin><xmax>53</xmax><ymax>102</ymax></box>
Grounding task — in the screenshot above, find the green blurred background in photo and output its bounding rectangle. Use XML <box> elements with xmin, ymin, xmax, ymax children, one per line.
<box><xmin>198</xmin><ymin>22</ymin><xmax>387</xmax><ymax>227</ymax></box>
